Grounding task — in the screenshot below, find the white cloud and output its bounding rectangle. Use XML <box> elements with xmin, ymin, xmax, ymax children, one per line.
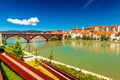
<box><xmin>7</xmin><ymin>17</ymin><xmax>40</xmax><ymax>26</ymax></box>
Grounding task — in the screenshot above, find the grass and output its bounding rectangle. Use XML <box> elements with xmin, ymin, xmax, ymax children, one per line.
<box><xmin>25</xmin><ymin>60</ymin><xmax>59</xmax><ymax>80</ymax></box>
<box><xmin>0</xmin><ymin>63</ymin><xmax>23</xmax><ymax>80</ymax></box>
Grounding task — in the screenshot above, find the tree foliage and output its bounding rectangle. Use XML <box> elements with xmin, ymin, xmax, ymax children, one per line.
<box><xmin>50</xmin><ymin>36</ymin><xmax>60</xmax><ymax>41</ymax></box>
<box><xmin>3</xmin><ymin>40</ymin><xmax>7</xmax><ymax>45</ymax></box>
<box><xmin>66</xmin><ymin>34</ymin><xmax>72</xmax><ymax>40</ymax></box>
<box><xmin>101</xmin><ymin>35</ymin><xmax>110</xmax><ymax>41</ymax></box>
<box><xmin>82</xmin><ymin>35</ymin><xmax>93</xmax><ymax>40</ymax></box>
<box><xmin>48</xmin><ymin>49</ymin><xmax>54</xmax><ymax>63</ymax></box>
<box><xmin>5</xmin><ymin>40</ymin><xmax>24</xmax><ymax>60</ymax></box>
<box><xmin>75</xmin><ymin>36</ymin><xmax>81</xmax><ymax>40</ymax></box>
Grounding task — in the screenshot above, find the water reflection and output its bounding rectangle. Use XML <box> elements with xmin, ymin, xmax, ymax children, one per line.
<box><xmin>7</xmin><ymin>37</ymin><xmax>120</xmax><ymax>55</ymax></box>
<box><xmin>26</xmin><ymin>40</ymin><xmax>120</xmax><ymax>55</ymax></box>
<box><xmin>68</xmin><ymin>40</ymin><xmax>120</xmax><ymax>55</ymax></box>
<box><xmin>7</xmin><ymin>37</ymin><xmax>27</xmax><ymax>49</ymax></box>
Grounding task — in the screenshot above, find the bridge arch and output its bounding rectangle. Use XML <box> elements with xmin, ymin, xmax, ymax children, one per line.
<box><xmin>4</xmin><ymin>35</ymin><xmax>29</xmax><ymax>43</ymax></box>
<box><xmin>30</xmin><ymin>35</ymin><xmax>47</xmax><ymax>42</ymax></box>
<box><xmin>48</xmin><ymin>34</ymin><xmax>62</xmax><ymax>41</ymax></box>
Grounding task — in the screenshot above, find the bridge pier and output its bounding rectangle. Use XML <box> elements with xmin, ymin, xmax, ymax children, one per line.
<box><xmin>62</xmin><ymin>34</ymin><xmax>65</xmax><ymax>40</ymax></box>
<box><xmin>27</xmin><ymin>40</ymin><xmax>31</xmax><ymax>43</ymax></box>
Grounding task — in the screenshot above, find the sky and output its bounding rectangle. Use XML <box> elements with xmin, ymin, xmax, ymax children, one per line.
<box><xmin>0</xmin><ymin>0</ymin><xmax>120</xmax><ymax>31</ymax></box>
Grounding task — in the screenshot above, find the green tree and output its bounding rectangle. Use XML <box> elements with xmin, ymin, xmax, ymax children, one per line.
<box><xmin>101</xmin><ymin>35</ymin><xmax>110</xmax><ymax>41</ymax></box>
<box><xmin>13</xmin><ymin>40</ymin><xmax>24</xmax><ymax>60</ymax></box>
<box><xmin>48</xmin><ymin>49</ymin><xmax>54</xmax><ymax>63</ymax></box>
<box><xmin>105</xmin><ymin>36</ymin><xmax>110</xmax><ymax>41</ymax></box>
<box><xmin>5</xmin><ymin>40</ymin><xmax>24</xmax><ymax>60</ymax></box>
<box><xmin>3</xmin><ymin>40</ymin><xmax>7</xmax><ymax>45</ymax></box>
<box><xmin>50</xmin><ymin>36</ymin><xmax>59</xmax><ymax>41</ymax></box>
<box><xmin>90</xmin><ymin>35</ymin><xmax>93</xmax><ymax>40</ymax></box>
<box><xmin>66</xmin><ymin>34</ymin><xmax>72</xmax><ymax>40</ymax></box>
<box><xmin>82</xmin><ymin>34</ymin><xmax>87</xmax><ymax>40</ymax></box>
<box><xmin>115</xmin><ymin>34</ymin><xmax>120</xmax><ymax>36</ymax></box>
<box><xmin>75</xmin><ymin>36</ymin><xmax>80</xmax><ymax>40</ymax></box>
<box><xmin>101</xmin><ymin>35</ymin><xmax>106</xmax><ymax>41</ymax></box>
<box><xmin>87</xmin><ymin>35</ymin><xmax>91</xmax><ymax>40</ymax></box>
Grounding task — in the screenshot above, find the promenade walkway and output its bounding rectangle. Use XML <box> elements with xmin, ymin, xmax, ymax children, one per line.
<box><xmin>24</xmin><ymin>52</ymin><xmax>79</xmax><ymax>80</ymax></box>
<box><xmin>0</xmin><ymin>53</ymin><xmax>53</xmax><ymax>80</ymax></box>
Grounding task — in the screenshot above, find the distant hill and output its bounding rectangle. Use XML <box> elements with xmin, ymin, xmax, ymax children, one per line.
<box><xmin>0</xmin><ymin>30</ymin><xmax>46</xmax><ymax>33</ymax></box>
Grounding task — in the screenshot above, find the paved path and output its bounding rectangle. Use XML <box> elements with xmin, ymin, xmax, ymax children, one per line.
<box><xmin>2</xmin><ymin>53</ymin><xmax>44</xmax><ymax>80</ymax></box>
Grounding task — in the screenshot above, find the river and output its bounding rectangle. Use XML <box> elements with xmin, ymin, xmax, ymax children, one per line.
<box><xmin>7</xmin><ymin>37</ymin><xmax>120</xmax><ymax>80</ymax></box>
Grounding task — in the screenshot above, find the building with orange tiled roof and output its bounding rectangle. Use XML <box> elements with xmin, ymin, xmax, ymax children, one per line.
<box><xmin>63</xmin><ymin>25</ymin><xmax>120</xmax><ymax>41</ymax></box>
<box><xmin>72</xmin><ymin>27</ymin><xmax>80</xmax><ymax>31</ymax></box>
<box><xmin>104</xmin><ymin>25</ymin><xmax>120</xmax><ymax>32</ymax></box>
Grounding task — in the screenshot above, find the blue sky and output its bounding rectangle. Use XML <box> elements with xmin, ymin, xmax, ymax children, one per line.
<box><xmin>0</xmin><ymin>0</ymin><xmax>120</xmax><ymax>31</ymax></box>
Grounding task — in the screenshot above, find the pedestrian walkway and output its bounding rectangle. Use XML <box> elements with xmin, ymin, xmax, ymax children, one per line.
<box><xmin>2</xmin><ymin>53</ymin><xmax>44</xmax><ymax>80</ymax></box>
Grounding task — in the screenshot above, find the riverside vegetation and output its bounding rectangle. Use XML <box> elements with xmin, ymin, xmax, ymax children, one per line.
<box><xmin>51</xmin><ymin>62</ymin><xmax>105</xmax><ymax>80</ymax></box>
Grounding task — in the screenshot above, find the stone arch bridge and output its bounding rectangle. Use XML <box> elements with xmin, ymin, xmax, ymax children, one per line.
<box><xmin>0</xmin><ymin>32</ymin><xmax>66</xmax><ymax>43</ymax></box>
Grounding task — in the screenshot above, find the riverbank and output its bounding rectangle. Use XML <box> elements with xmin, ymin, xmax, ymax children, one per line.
<box><xmin>23</xmin><ymin>51</ymin><xmax>112</xmax><ymax>80</ymax></box>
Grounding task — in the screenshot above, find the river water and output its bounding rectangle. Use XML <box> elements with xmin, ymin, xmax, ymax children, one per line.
<box><xmin>7</xmin><ymin>37</ymin><xmax>120</xmax><ymax>80</ymax></box>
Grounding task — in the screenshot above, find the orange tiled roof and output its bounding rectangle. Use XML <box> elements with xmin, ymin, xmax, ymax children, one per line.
<box><xmin>81</xmin><ymin>30</ymin><xmax>90</xmax><ymax>34</ymax></box>
<box><xmin>99</xmin><ymin>26</ymin><xmax>105</xmax><ymax>28</ymax></box>
<box><xmin>93</xmin><ymin>31</ymin><xmax>105</xmax><ymax>35</ymax></box>
<box><xmin>106</xmin><ymin>31</ymin><xmax>114</xmax><ymax>35</ymax></box>
<box><xmin>107</xmin><ymin>26</ymin><xmax>118</xmax><ymax>28</ymax></box>
<box><xmin>91</xmin><ymin>26</ymin><xmax>96</xmax><ymax>29</ymax></box>
<box><xmin>98</xmin><ymin>31</ymin><xmax>106</xmax><ymax>35</ymax></box>
<box><xmin>72</xmin><ymin>27</ymin><xmax>79</xmax><ymax>30</ymax></box>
